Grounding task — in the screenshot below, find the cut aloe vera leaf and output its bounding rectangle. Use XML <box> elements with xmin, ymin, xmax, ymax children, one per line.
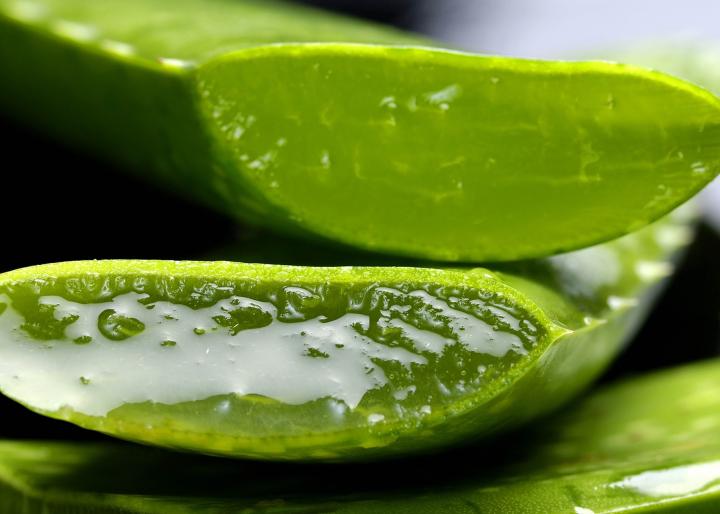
<box><xmin>0</xmin><ymin>211</ymin><xmax>692</xmax><ymax>461</ymax></box>
<box><xmin>0</xmin><ymin>1</ymin><xmax>718</xmax><ymax>261</ymax></box>
<box><xmin>2</xmin><ymin>358</ymin><xmax>720</xmax><ymax>513</ymax></box>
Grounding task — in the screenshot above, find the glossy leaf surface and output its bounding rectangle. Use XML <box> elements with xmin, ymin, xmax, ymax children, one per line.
<box><xmin>0</xmin><ymin>0</ymin><xmax>718</xmax><ymax>260</ymax></box>
<box><xmin>0</xmin><ymin>211</ymin><xmax>690</xmax><ymax>460</ymax></box>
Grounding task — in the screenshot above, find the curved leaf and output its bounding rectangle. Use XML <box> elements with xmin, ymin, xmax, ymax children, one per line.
<box><xmin>0</xmin><ymin>211</ymin><xmax>690</xmax><ymax>460</ymax></box>
<box><xmin>0</xmin><ymin>0</ymin><xmax>717</xmax><ymax>260</ymax></box>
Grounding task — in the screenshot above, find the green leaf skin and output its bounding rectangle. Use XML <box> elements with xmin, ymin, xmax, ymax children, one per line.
<box><xmin>0</xmin><ymin>211</ymin><xmax>691</xmax><ymax>461</ymax></box>
<box><xmin>0</xmin><ymin>0</ymin><xmax>718</xmax><ymax>261</ymax></box>
<box><xmin>2</xmin><ymin>358</ymin><xmax>720</xmax><ymax>513</ymax></box>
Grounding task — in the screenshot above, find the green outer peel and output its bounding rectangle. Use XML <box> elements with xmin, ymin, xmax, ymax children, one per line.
<box><xmin>2</xmin><ymin>358</ymin><xmax>720</xmax><ymax>513</ymax></box>
<box><xmin>0</xmin><ymin>210</ymin><xmax>691</xmax><ymax>461</ymax></box>
<box><xmin>620</xmin><ymin>42</ymin><xmax>720</xmax><ymax>101</ymax></box>
<box><xmin>0</xmin><ymin>0</ymin><xmax>718</xmax><ymax>261</ymax></box>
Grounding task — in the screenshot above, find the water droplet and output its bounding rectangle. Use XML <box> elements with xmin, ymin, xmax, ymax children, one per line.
<box><xmin>437</xmin><ymin>381</ymin><xmax>451</xmax><ymax>395</ymax></box>
<box><xmin>610</xmin><ymin>461</ymin><xmax>720</xmax><ymax>497</ymax></box>
<box><xmin>215</xmin><ymin>399</ymin><xmax>231</xmax><ymax>413</ymax></box>
<box><xmin>367</xmin><ymin>413</ymin><xmax>385</xmax><ymax>425</ymax></box>
<box><xmin>490</xmin><ymin>76</ymin><xmax>500</xmax><ymax>84</ymax></box>
<box><xmin>97</xmin><ymin>309</ymin><xmax>145</xmax><ymax>341</ymax></box>
<box><xmin>305</xmin><ymin>347</ymin><xmax>329</xmax><ymax>359</ymax></box>
<box><xmin>51</xmin><ymin>20</ymin><xmax>97</xmax><ymax>42</ymax></box>
<box><xmin>425</xmin><ymin>84</ymin><xmax>462</xmax><ymax>108</ymax></box>
<box><xmin>691</xmin><ymin>161</ymin><xmax>708</xmax><ymax>174</ymax></box>
<box><xmin>607</xmin><ymin>296</ymin><xmax>639</xmax><ymax>310</ymax></box>
<box><xmin>420</xmin><ymin>405</ymin><xmax>432</xmax><ymax>415</ymax></box>
<box><xmin>379</xmin><ymin>96</ymin><xmax>398</xmax><ymax>109</ymax></box>
<box><xmin>100</xmin><ymin>40</ymin><xmax>135</xmax><ymax>57</ymax></box>
<box><xmin>214</xmin><ymin>299</ymin><xmax>273</xmax><ymax>334</ymax></box>
<box><xmin>328</xmin><ymin>399</ymin><xmax>348</xmax><ymax>418</ymax></box>
<box><xmin>246</xmin><ymin>151</ymin><xmax>275</xmax><ymax>172</ymax></box>
<box><xmin>575</xmin><ymin>508</ymin><xmax>596</xmax><ymax>514</ymax></box>
<box><xmin>321</xmin><ymin>151</ymin><xmax>331</xmax><ymax>169</ymax></box>
<box><xmin>157</xmin><ymin>57</ymin><xmax>192</xmax><ymax>69</ymax></box>
<box><xmin>393</xmin><ymin>385</ymin><xmax>416</xmax><ymax>400</ymax></box>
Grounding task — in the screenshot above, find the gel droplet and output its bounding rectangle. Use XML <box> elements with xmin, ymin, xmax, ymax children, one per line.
<box><xmin>367</xmin><ymin>413</ymin><xmax>385</xmax><ymax>425</ymax></box>
<box><xmin>97</xmin><ymin>309</ymin><xmax>145</xmax><ymax>341</ymax></box>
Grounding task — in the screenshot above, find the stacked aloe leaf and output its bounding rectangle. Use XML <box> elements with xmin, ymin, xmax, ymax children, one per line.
<box><xmin>0</xmin><ymin>0</ymin><xmax>720</xmax><ymax>512</ymax></box>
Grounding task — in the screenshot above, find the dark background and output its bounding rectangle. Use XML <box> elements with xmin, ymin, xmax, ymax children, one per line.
<box><xmin>1</xmin><ymin>0</ymin><xmax>719</xmax><ymax>446</ymax></box>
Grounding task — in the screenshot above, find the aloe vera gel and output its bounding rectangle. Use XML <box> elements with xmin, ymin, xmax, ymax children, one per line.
<box><xmin>0</xmin><ymin>209</ymin><xmax>689</xmax><ymax>460</ymax></box>
<box><xmin>0</xmin><ymin>267</ymin><xmax>543</xmax><ymax>457</ymax></box>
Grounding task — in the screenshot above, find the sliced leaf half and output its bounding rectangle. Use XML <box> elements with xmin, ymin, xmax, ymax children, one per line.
<box><xmin>0</xmin><ymin>210</ymin><xmax>691</xmax><ymax>460</ymax></box>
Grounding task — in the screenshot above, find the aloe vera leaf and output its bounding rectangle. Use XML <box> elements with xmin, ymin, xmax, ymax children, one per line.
<box><xmin>0</xmin><ymin>210</ymin><xmax>692</xmax><ymax>461</ymax></box>
<box><xmin>0</xmin><ymin>1</ymin><xmax>717</xmax><ymax>261</ymax></box>
<box><xmin>1</xmin><ymin>358</ymin><xmax>720</xmax><ymax>513</ymax></box>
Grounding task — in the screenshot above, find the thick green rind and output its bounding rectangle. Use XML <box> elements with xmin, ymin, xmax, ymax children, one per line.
<box><xmin>0</xmin><ymin>0</ymin><xmax>717</xmax><ymax>261</ymax></box>
<box><xmin>195</xmin><ymin>44</ymin><xmax>720</xmax><ymax>260</ymax></box>
<box><xmin>2</xmin><ymin>358</ymin><xmax>720</xmax><ymax>512</ymax></box>
<box><xmin>0</xmin><ymin>213</ymin><xmax>689</xmax><ymax>460</ymax></box>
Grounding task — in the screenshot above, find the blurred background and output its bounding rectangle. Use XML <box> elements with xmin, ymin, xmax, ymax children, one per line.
<box><xmin>0</xmin><ymin>0</ymin><xmax>718</xmax><ymax>440</ymax></box>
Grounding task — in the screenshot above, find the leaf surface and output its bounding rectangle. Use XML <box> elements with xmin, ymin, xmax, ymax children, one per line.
<box><xmin>0</xmin><ymin>211</ymin><xmax>690</xmax><ymax>460</ymax></box>
<box><xmin>0</xmin><ymin>0</ymin><xmax>717</xmax><ymax>260</ymax></box>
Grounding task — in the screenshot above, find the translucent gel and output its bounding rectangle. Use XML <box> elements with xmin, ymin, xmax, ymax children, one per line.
<box><xmin>0</xmin><ymin>285</ymin><xmax>534</xmax><ymax>417</ymax></box>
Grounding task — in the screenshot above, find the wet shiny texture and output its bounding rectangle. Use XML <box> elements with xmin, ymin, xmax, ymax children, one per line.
<box><xmin>0</xmin><ymin>210</ymin><xmax>690</xmax><ymax>460</ymax></box>
<box><xmin>0</xmin><ymin>284</ymin><xmax>537</xmax><ymax>418</ymax></box>
<box><xmin>0</xmin><ymin>265</ymin><xmax>553</xmax><ymax>459</ymax></box>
